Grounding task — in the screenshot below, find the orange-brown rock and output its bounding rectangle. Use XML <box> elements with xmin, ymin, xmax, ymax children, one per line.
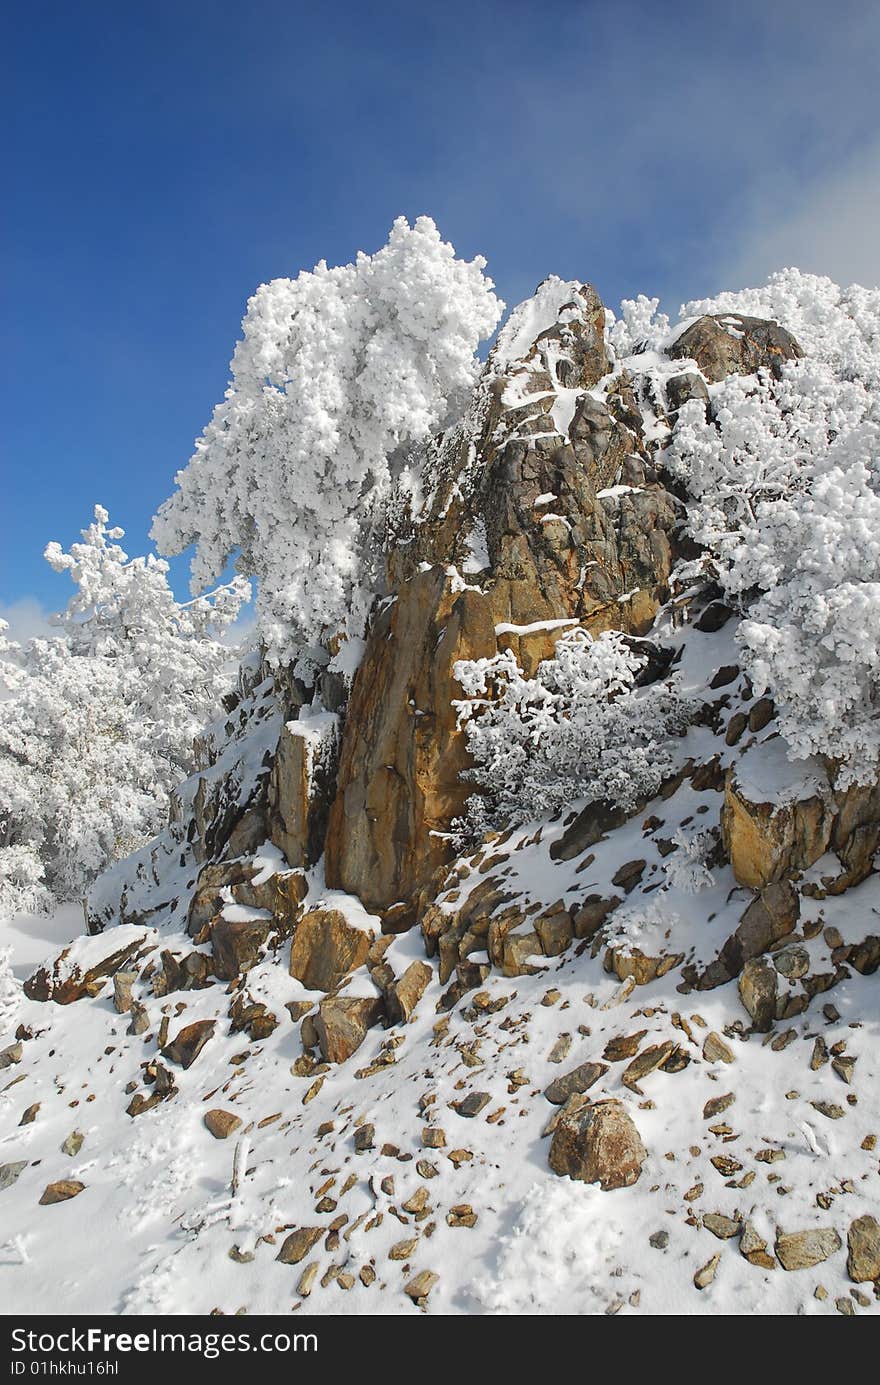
<box><xmin>324</xmin><ymin>567</ymin><xmax>498</xmax><ymax>912</ymax></box>
<box><xmin>667</xmin><ymin>313</ymin><xmax>803</xmax><ymax>382</ymax></box>
<box><xmin>288</xmin><ymin>908</ymin><xmax>374</xmax><ymax>993</ymax></box>
<box><xmin>549</xmin><ymin>1098</ymin><xmax>646</xmax><ymax>1189</ymax></box>
<box><xmin>314</xmin><ymin>993</ymin><xmax>384</xmax><ymax>1063</ymax></box>
<box><xmin>722</xmin><ymin>752</ymin><xmax>880</xmax><ymax>892</ymax></box>
<box><xmin>268</xmin><ymin>713</ymin><xmax>339</xmax><ymax>870</ymax></box>
<box><xmin>24</xmin><ymin>932</ymin><xmax>150</xmax><ymax>1005</ymax></box>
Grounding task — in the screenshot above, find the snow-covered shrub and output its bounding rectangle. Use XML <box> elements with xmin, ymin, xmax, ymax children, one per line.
<box><xmin>663</xmin><ymin>827</ymin><xmax>716</xmax><ymax>894</ymax></box>
<box><xmin>664</xmin><ymin>269</ymin><xmax>880</xmax><ymax>786</ymax></box>
<box><xmin>607</xmin><ymin>294</ymin><xmax>671</xmax><ymax>358</ymax></box>
<box><xmin>152</xmin><ymin>217</ymin><xmax>503</xmax><ymax>666</ymax></box>
<box><xmin>0</xmin><ymin>507</ymin><xmax>250</xmax><ymax>909</ymax></box>
<box><xmin>453</xmin><ymin>628</ymin><xmax>690</xmax><ymax>834</ymax></box>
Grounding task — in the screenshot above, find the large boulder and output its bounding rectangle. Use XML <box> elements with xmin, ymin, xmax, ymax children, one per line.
<box><xmin>314</xmin><ymin>994</ymin><xmax>384</xmax><ymax>1063</ymax></box>
<box><xmin>700</xmin><ymin>881</ymin><xmax>799</xmax><ymax>989</ymax></box>
<box><xmin>288</xmin><ymin>908</ymin><xmax>374</xmax><ymax>993</ymax></box>
<box><xmin>667</xmin><ymin>313</ymin><xmax>803</xmax><ymax>382</ymax></box>
<box><xmin>549</xmin><ymin>1098</ymin><xmax>646</xmax><ymax>1190</ymax></box>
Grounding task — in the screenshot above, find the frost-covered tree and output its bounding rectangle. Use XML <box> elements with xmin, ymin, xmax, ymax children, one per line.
<box><xmin>0</xmin><ymin>507</ymin><xmax>250</xmax><ymax>909</ymax></box>
<box><xmin>151</xmin><ymin>216</ymin><xmax>503</xmax><ymax>668</ymax></box>
<box><xmin>663</xmin><ymin>269</ymin><xmax>880</xmax><ymax>786</ymax></box>
<box><xmin>0</xmin><ymin>944</ymin><xmax>20</xmax><ymax>1033</ymax></box>
<box><xmin>452</xmin><ymin>628</ymin><xmax>690</xmax><ymax>834</ymax></box>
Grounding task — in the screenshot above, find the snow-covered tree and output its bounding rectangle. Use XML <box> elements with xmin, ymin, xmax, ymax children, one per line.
<box><xmin>0</xmin><ymin>944</ymin><xmax>20</xmax><ymax>1034</ymax></box>
<box><xmin>664</xmin><ymin>269</ymin><xmax>880</xmax><ymax>786</ymax></box>
<box><xmin>0</xmin><ymin>507</ymin><xmax>250</xmax><ymax>909</ymax></box>
<box><xmin>151</xmin><ymin>216</ymin><xmax>503</xmax><ymax>668</ymax></box>
<box><xmin>452</xmin><ymin>628</ymin><xmax>691</xmax><ymax>835</ymax></box>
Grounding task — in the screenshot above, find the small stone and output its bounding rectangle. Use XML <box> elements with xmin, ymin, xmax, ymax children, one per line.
<box><xmin>738</xmin><ymin>958</ymin><xmax>777</xmax><ymax>1031</ymax></box>
<box><xmin>416</xmin><ymin>1160</ymin><xmax>439</xmax><ymax>1179</ymax></box>
<box><xmin>703</xmin><ymin>1093</ymin><xmax>735</xmax><ymax>1119</ymax></box>
<box><xmin>276</xmin><ymin>1227</ymin><xmax>323</xmax><ymax>1264</ymax></box>
<box><xmin>162</xmin><ymin>1019</ymin><xmax>215</xmax><ymax>1069</ymax></box>
<box><xmin>39</xmin><ymin>1180</ymin><xmax>85</xmax><ymax>1205</ymax></box>
<box><xmin>354</xmin><ymin>1123</ymin><xmax>375</xmax><ymax>1152</ymax></box>
<box><xmin>847</xmin><ymin>1215</ymin><xmax>880</xmax><ymax>1283</ymax></box>
<box><xmin>446</xmin><ymin>1204</ymin><xmax>477</xmax><ymax>1228</ymax></box>
<box><xmin>359</xmin><ymin>1264</ymin><xmax>376</xmax><ymax>1286</ymax></box>
<box><xmin>404</xmin><ymin>1270</ymin><xmax>438</xmax><ymax>1302</ymax></box>
<box><xmin>836</xmin><ymin>1297</ymin><xmax>855</xmax><ymax>1316</ymax></box>
<box><xmin>810</xmin><ymin>1100</ymin><xmax>845</xmax><ymax>1120</ymax></box>
<box><xmin>702</xmin><ymin>1212</ymin><xmax>740</xmax><ymax>1240</ymax></box>
<box><xmin>20</xmin><ymin>1103</ymin><xmax>40</xmax><ymax>1126</ymax></box>
<box><xmin>390</xmin><ymin>1238</ymin><xmax>419</xmax><ymax>1261</ymax></box>
<box><xmin>0</xmin><ymin>1042</ymin><xmax>23</xmax><ymax>1069</ymax></box>
<box><xmin>453</xmin><ymin>1092</ymin><xmax>491</xmax><ymax>1118</ymax></box>
<box><xmin>0</xmin><ymin>1161</ymin><xmax>28</xmax><ymax>1193</ymax></box>
<box><xmin>603</xmin><ymin>1031</ymin><xmax>647</xmax><ymax>1062</ymax></box>
<box><xmin>702</xmin><ymin>1032</ymin><xmax>735</xmax><ymax>1064</ymax></box>
<box><xmin>832</xmin><ymin>1055</ymin><xmax>856</xmax><ymax>1085</ymax></box>
<box><xmin>421</xmin><ymin>1127</ymin><xmax>446</xmax><ymax>1148</ymax></box>
<box><xmin>693</xmin><ymin>1253</ymin><xmax>721</xmax><ymax>1289</ymax></box>
<box><xmin>297</xmin><ymin>1263</ymin><xmax>319</xmax><ymax>1297</ymax></box>
<box><xmin>61</xmin><ymin>1130</ymin><xmax>84</xmax><ymax>1157</ymax></box>
<box><xmin>649</xmin><ymin>1229</ymin><xmax>669</xmax><ymax>1249</ymax></box>
<box><xmin>204</xmin><ymin>1109</ymin><xmax>242</xmax><ymax>1140</ymax></box>
<box><xmin>775</xmin><ymin>1227</ymin><xmax>842</xmax><ymax>1271</ymax></box>
<box><xmin>549</xmin><ymin>1098</ymin><xmax>646</xmax><ymax>1190</ymax></box>
<box><xmin>544</xmin><ymin>1061</ymin><xmax>608</xmax><ymax>1105</ymax></box>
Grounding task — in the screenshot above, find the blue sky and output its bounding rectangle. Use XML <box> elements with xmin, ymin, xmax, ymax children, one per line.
<box><xmin>3</xmin><ymin>0</ymin><xmax>879</xmax><ymax>632</ymax></box>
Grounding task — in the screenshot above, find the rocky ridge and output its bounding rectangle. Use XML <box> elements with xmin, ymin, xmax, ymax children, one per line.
<box><xmin>3</xmin><ymin>281</ymin><xmax>879</xmax><ymax>1316</ymax></box>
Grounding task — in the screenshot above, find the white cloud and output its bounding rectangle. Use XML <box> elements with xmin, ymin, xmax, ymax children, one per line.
<box><xmin>0</xmin><ymin>597</ymin><xmax>56</xmax><ymax>644</ymax></box>
<box><xmin>718</xmin><ymin>136</ymin><xmax>880</xmax><ymax>293</ymax></box>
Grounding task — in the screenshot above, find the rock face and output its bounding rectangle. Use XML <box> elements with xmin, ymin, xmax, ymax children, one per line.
<box><xmin>268</xmin><ymin>713</ymin><xmax>339</xmax><ymax>870</ymax></box>
<box><xmin>667</xmin><ymin>313</ymin><xmax>803</xmax><ymax>382</ymax></box>
<box><xmin>548</xmin><ymin>1098</ymin><xmax>646</xmax><ymax>1189</ymax></box>
<box><xmin>324</xmin><ymin>568</ymin><xmax>498</xmax><ymax>916</ymax></box>
<box><xmin>722</xmin><ymin>756</ymin><xmax>880</xmax><ymax>892</ymax></box>
<box><xmin>324</xmin><ymin>281</ymin><xmax>681</xmax><ymax>913</ymax></box>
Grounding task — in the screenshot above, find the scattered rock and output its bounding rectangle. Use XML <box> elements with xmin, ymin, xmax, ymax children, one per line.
<box><xmin>549</xmin><ymin>1098</ymin><xmax>646</xmax><ymax>1189</ymax></box>
<box><xmin>0</xmin><ymin>1161</ymin><xmax>28</xmax><ymax>1193</ymax></box>
<box><xmin>314</xmin><ymin>994</ymin><xmax>384</xmax><ymax>1064</ymax></box>
<box><xmin>204</xmin><ymin>1109</ymin><xmax>242</xmax><ymax>1140</ymax></box>
<box><xmin>162</xmin><ymin>1019</ymin><xmax>216</xmax><ymax>1069</ymax></box>
<box><xmin>775</xmin><ymin>1227</ymin><xmax>842</xmax><ymax>1271</ymax></box>
<box><xmin>702</xmin><ymin>1032</ymin><xmax>735</xmax><ymax>1064</ymax></box>
<box><xmin>60</xmin><ymin>1130</ymin><xmax>84</xmax><ymax>1157</ymax></box>
<box><xmin>289</xmin><ymin>908</ymin><xmax>373</xmax><ymax>993</ymax></box>
<box><xmin>544</xmin><ymin>1061</ymin><xmax>608</xmax><ymax>1105</ymax></box>
<box><xmin>404</xmin><ymin>1270</ymin><xmax>439</xmax><ymax>1303</ymax></box>
<box><xmin>693</xmin><ymin>1253</ymin><xmax>721</xmax><ymax>1289</ymax></box>
<box><xmin>846</xmin><ymin>1215</ymin><xmax>880</xmax><ymax>1283</ymax></box>
<box><xmin>453</xmin><ymin>1091</ymin><xmax>491</xmax><ymax>1118</ymax></box>
<box><xmin>39</xmin><ymin>1180</ymin><xmax>85</xmax><ymax>1206</ymax></box>
<box><xmin>277</xmin><ymin>1227</ymin><xmax>323</xmax><ymax>1264</ymax></box>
